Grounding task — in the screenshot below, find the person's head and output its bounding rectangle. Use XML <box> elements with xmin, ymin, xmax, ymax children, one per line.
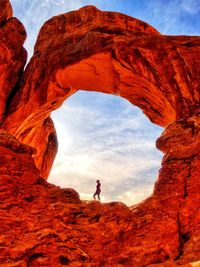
<box><xmin>96</xmin><ymin>180</ymin><xmax>100</xmax><ymax>183</ymax></box>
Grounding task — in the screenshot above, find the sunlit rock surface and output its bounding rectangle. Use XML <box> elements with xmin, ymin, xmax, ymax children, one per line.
<box><xmin>1</xmin><ymin>129</ymin><xmax>200</xmax><ymax>266</ymax></box>
<box><xmin>0</xmin><ymin>1</ymin><xmax>200</xmax><ymax>266</ymax></box>
<box><xmin>3</xmin><ymin>5</ymin><xmax>200</xmax><ymax>177</ymax></box>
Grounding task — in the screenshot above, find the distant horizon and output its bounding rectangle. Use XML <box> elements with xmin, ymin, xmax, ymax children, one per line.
<box><xmin>10</xmin><ymin>0</ymin><xmax>200</xmax><ymax>205</ymax></box>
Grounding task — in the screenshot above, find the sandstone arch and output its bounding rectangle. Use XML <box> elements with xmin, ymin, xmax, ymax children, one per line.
<box><xmin>2</xmin><ymin>6</ymin><xmax>200</xmax><ymax>179</ymax></box>
<box><xmin>1</xmin><ymin>3</ymin><xmax>200</xmax><ymax>265</ymax></box>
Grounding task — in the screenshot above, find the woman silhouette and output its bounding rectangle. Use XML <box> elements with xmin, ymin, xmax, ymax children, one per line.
<box><xmin>93</xmin><ymin>180</ymin><xmax>101</xmax><ymax>201</ymax></box>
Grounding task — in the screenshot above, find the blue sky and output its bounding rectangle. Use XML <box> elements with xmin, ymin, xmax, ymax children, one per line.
<box><xmin>10</xmin><ymin>0</ymin><xmax>200</xmax><ymax>205</ymax></box>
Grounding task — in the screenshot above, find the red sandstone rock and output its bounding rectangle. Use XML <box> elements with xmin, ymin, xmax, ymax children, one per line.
<box><xmin>19</xmin><ymin>117</ymin><xmax>58</xmax><ymax>179</ymax></box>
<box><xmin>0</xmin><ymin>0</ymin><xmax>12</xmax><ymax>25</ymax></box>
<box><xmin>155</xmin><ymin>116</ymin><xmax>200</xmax><ymax>265</ymax></box>
<box><xmin>2</xmin><ymin>6</ymin><xmax>200</xmax><ymax>178</ymax></box>
<box><xmin>0</xmin><ymin>127</ymin><xmax>200</xmax><ymax>266</ymax></box>
<box><xmin>0</xmin><ymin>1</ymin><xmax>27</xmax><ymax>124</ymax></box>
<box><xmin>0</xmin><ymin>2</ymin><xmax>200</xmax><ymax>266</ymax></box>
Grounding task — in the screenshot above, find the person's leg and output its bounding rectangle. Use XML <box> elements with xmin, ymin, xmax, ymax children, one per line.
<box><xmin>93</xmin><ymin>192</ymin><xmax>96</xmax><ymax>200</ymax></box>
<box><xmin>97</xmin><ymin>193</ymin><xmax>100</xmax><ymax>201</ymax></box>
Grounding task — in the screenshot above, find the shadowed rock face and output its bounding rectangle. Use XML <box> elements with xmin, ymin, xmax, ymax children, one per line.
<box><xmin>0</xmin><ymin>0</ymin><xmax>26</xmax><ymax>125</ymax></box>
<box><xmin>1</xmin><ymin>1</ymin><xmax>200</xmax><ymax>266</ymax></box>
<box><xmin>0</xmin><ymin>0</ymin><xmax>12</xmax><ymax>25</ymax></box>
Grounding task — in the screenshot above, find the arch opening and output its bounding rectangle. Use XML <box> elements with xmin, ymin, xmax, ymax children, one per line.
<box><xmin>49</xmin><ymin>90</ymin><xmax>163</xmax><ymax>206</ymax></box>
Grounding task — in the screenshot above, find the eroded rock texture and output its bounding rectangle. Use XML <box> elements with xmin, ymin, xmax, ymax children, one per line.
<box><xmin>1</xmin><ymin>130</ymin><xmax>200</xmax><ymax>267</ymax></box>
<box><xmin>2</xmin><ymin>5</ymin><xmax>200</xmax><ymax>177</ymax></box>
<box><xmin>0</xmin><ymin>0</ymin><xmax>12</xmax><ymax>25</ymax></box>
<box><xmin>1</xmin><ymin>1</ymin><xmax>200</xmax><ymax>266</ymax></box>
<box><xmin>0</xmin><ymin>0</ymin><xmax>26</xmax><ymax>124</ymax></box>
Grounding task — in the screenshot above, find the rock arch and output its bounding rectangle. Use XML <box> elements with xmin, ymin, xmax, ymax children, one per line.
<box><xmin>2</xmin><ymin>6</ymin><xmax>200</xmax><ymax>179</ymax></box>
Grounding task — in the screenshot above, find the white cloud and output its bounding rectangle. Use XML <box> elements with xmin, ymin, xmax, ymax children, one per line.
<box><xmin>181</xmin><ymin>0</ymin><xmax>200</xmax><ymax>15</ymax></box>
<box><xmin>131</xmin><ymin>0</ymin><xmax>200</xmax><ymax>36</ymax></box>
<box><xmin>118</xmin><ymin>184</ymin><xmax>154</xmax><ymax>206</ymax></box>
<box><xmin>48</xmin><ymin>91</ymin><xmax>163</xmax><ymax>205</ymax></box>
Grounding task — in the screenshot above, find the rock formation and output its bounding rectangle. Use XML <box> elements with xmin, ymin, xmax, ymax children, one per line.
<box><xmin>0</xmin><ymin>1</ymin><xmax>200</xmax><ymax>266</ymax></box>
<box><xmin>2</xmin><ymin>5</ymin><xmax>200</xmax><ymax>178</ymax></box>
<box><xmin>0</xmin><ymin>0</ymin><xmax>12</xmax><ymax>25</ymax></box>
<box><xmin>0</xmin><ymin>0</ymin><xmax>26</xmax><ymax>125</ymax></box>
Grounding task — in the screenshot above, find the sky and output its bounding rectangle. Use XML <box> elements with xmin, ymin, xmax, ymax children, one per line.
<box><xmin>10</xmin><ymin>0</ymin><xmax>200</xmax><ymax>205</ymax></box>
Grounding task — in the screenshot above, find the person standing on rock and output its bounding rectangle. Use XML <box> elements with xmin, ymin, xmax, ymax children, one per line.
<box><xmin>93</xmin><ymin>180</ymin><xmax>101</xmax><ymax>201</ymax></box>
